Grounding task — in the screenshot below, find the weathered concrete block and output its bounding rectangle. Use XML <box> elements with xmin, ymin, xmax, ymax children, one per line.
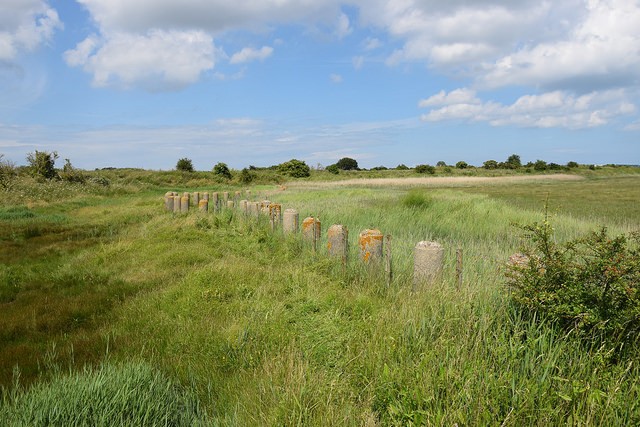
<box><xmin>260</xmin><ymin>200</ymin><xmax>271</xmax><ymax>215</ymax></box>
<box><xmin>211</xmin><ymin>192</ymin><xmax>219</xmax><ymax>211</ymax></box>
<box><xmin>223</xmin><ymin>192</ymin><xmax>229</xmax><ymax>202</ymax></box>
<box><xmin>283</xmin><ymin>209</ymin><xmax>299</xmax><ymax>233</ymax></box>
<box><xmin>180</xmin><ymin>196</ymin><xmax>190</xmax><ymax>213</ymax></box>
<box><xmin>359</xmin><ymin>229</ymin><xmax>383</xmax><ymax>263</ymax></box>
<box><xmin>227</xmin><ymin>200</ymin><xmax>235</xmax><ymax>209</ymax></box>
<box><xmin>302</xmin><ymin>217</ymin><xmax>321</xmax><ymax>241</ymax></box>
<box><xmin>239</xmin><ymin>199</ymin><xmax>248</xmax><ymax>214</ymax></box>
<box><xmin>327</xmin><ymin>224</ymin><xmax>348</xmax><ymax>259</ymax></box>
<box><xmin>192</xmin><ymin>192</ymin><xmax>200</xmax><ymax>206</ymax></box>
<box><xmin>164</xmin><ymin>192</ymin><xmax>174</xmax><ymax>211</ymax></box>
<box><xmin>202</xmin><ymin>192</ymin><xmax>209</xmax><ymax>201</ymax></box>
<box><xmin>198</xmin><ymin>199</ymin><xmax>208</xmax><ymax>212</ymax></box>
<box><xmin>413</xmin><ymin>241</ymin><xmax>444</xmax><ymax>287</ymax></box>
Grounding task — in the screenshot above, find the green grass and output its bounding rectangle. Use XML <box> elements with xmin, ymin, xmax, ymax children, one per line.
<box><xmin>1</xmin><ymin>171</ymin><xmax>639</xmax><ymax>425</ymax></box>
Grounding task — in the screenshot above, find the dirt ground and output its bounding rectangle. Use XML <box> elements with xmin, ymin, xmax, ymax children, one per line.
<box><xmin>288</xmin><ymin>173</ymin><xmax>584</xmax><ymax>189</ymax></box>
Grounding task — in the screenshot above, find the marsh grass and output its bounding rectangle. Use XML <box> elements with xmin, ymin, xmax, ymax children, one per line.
<box><xmin>1</xmin><ymin>172</ymin><xmax>639</xmax><ymax>425</ymax></box>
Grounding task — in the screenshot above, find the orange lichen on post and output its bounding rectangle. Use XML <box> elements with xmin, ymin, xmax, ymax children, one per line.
<box><xmin>327</xmin><ymin>224</ymin><xmax>348</xmax><ymax>258</ymax></box>
<box><xmin>302</xmin><ymin>217</ymin><xmax>321</xmax><ymax>241</ymax></box>
<box><xmin>358</xmin><ymin>229</ymin><xmax>383</xmax><ymax>263</ymax></box>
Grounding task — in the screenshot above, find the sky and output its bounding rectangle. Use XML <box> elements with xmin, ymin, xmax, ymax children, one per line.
<box><xmin>0</xmin><ymin>0</ymin><xmax>639</xmax><ymax>170</ymax></box>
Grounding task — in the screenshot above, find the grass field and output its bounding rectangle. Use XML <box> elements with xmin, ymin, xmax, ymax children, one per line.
<box><xmin>1</xmin><ymin>169</ymin><xmax>639</xmax><ymax>425</ymax></box>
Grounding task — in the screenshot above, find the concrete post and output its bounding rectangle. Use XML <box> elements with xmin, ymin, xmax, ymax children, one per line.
<box><xmin>283</xmin><ymin>209</ymin><xmax>299</xmax><ymax>234</ymax></box>
<box><xmin>240</xmin><ymin>200</ymin><xmax>249</xmax><ymax>215</ymax></box>
<box><xmin>413</xmin><ymin>241</ymin><xmax>444</xmax><ymax>289</ymax></box>
<box><xmin>173</xmin><ymin>195</ymin><xmax>181</xmax><ymax>213</ymax></box>
<box><xmin>302</xmin><ymin>217</ymin><xmax>321</xmax><ymax>243</ymax></box>
<box><xmin>180</xmin><ymin>195</ymin><xmax>190</xmax><ymax>213</ymax></box>
<box><xmin>198</xmin><ymin>199</ymin><xmax>208</xmax><ymax>213</ymax></box>
<box><xmin>260</xmin><ymin>200</ymin><xmax>271</xmax><ymax>215</ymax></box>
<box><xmin>192</xmin><ymin>192</ymin><xmax>200</xmax><ymax>207</ymax></box>
<box><xmin>327</xmin><ymin>225</ymin><xmax>348</xmax><ymax>260</ymax></box>
<box><xmin>249</xmin><ymin>201</ymin><xmax>260</xmax><ymax>216</ymax></box>
<box><xmin>211</xmin><ymin>192</ymin><xmax>219</xmax><ymax>211</ymax></box>
<box><xmin>246</xmin><ymin>190</ymin><xmax>251</xmax><ymax>200</ymax></box>
<box><xmin>164</xmin><ymin>192</ymin><xmax>174</xmax><ymax>211</ymax></box>
<box><xmin>223</xmin><ymin>192</ymin><xmax>229</xmax><ymax>203</ymax></box>
<box><xmin>227</xmin><ymin>200</ymin><xmax>235</xmax><ymax>209</ymax></box>
<box><xmin>269</xmin><ymin>204</ymin><xmax>282</xmax><ymax>229</ymax></box>
<box><xmin>203</xmin><ymin>192</ymin><xmax>209</xmax><ymax>201</ymax></box>
<box><xmin>358</xmin><ymin>229</ymin><xmax>384</xmax><ymax>263</ymax></box>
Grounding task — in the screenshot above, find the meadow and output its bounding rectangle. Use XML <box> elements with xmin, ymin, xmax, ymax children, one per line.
<box><xmin>1</xmin><ymin>167</ymin><xmax>639</xmax><ymax>425</ymax></box>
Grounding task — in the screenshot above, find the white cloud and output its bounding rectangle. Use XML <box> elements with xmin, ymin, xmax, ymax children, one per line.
<box><xmin>330</xmin><ymin>73</ymin><xmax>343</xmax><ymax>83</ymax></box>
<box><xmin>0</xmin><ymin>0</ymin><xmax>62</xmax><ymax>60</ymax></box>
<box><xmin>335</xmin><ymin>12</ymin><xmax>352</xmax><ymax>39</ymax></box>
<box><xmin>64</xmin><ymin>30</ymin><xmax>216</xmax><ymax>90</ymax></box>
<box><xmin>229</xmin><ymin>46</ymin><xmax>273</xmax><ymax>64</ymax></box>
<box><xmin>420</xmin><ymin>88</ymin><xmax>637</xmax><ymax>129</ymax></box>
<box><xmin>363</xmin><ymin>37</ymin><xmax>382</xmax><ymax>51</ymax></box>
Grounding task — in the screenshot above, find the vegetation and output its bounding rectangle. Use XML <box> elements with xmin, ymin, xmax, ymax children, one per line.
<box><xmin>26</xmin><ymin>150</ymin><xmax>58</xmax><ymax>181</ymax></box>
<box><xmin>335</xmin><ymin>157</ymin><xmax>359</xmax><ymax>170</ymax></box>
<box><xmin>455</xmin><ymin>160</ymin><xmax>469</xmax><ymax>169</ymax></box>
<box><xmin>176</xmin><ymin>158</ymin><xmax>194</xmax><ymax>173</ymax></box>
<box><xmin>212</xmin><ymin>162</ymin><xmax>232</xmax><ymax>180</ymax></box>
<box><xmin>0</xmin><ymin>155</ymin><xmax>16</xmax><ymax>190</ymax></box>
<box><xmin>414</xmin><ymin>164</ymin><xmax>435</xmax><ymax>174</ymax></box>
<box><xmin>0</xmin><ymin>164</ymin><xmax>639</xmax><ymax>425</ymax></box>
<box><xmin>277</xmin><ymin>159</ymin><xmax>310</xmax><ymax>178</ymax></box>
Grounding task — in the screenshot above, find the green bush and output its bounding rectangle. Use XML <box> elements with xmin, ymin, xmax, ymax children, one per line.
<box><xmin>326</xmin><ymin>164</ymin><xmax>339</xmax><ymax>174</ymax></box>
<box><xmin>414</xmin><ymin>164</ymin><xmax>435</xmax><ymax>174</ymax></box>
<box><xmin>59</xmin><ymin>159</ymin><xmax>86</xmax><ymax>184</ymax></box>
<box><xmin>483</xmin><ymin>160</ymin><xmax>498</xmax><ymax>170</ymax></box>
<box><xmin>238</xmin><ymin>168</ymin><xmax>255</xmax><ymax>184</ymax></box>
<box><xmin>26</xmin><ymin>150</ymin><xmax>58</xmax><ymax>181</ymax></box>
<box><xmin>534</xmin><ymin>160</ymin><xmax>547</xmax><ymax>171</ymax></box>
<box><xmin>507</xmin><ymin>219</ymin><xmax>640</xmax><ymax>353</ymax></box>
<box><xmin>278</xmin><ymin>159</ymin><xmax>310</xmax><ymax>178</ymax></box>
<box><xmin>176</xmin><ymin>158</ymin><xmax>194</xmax><ymax>172</ymax></box>
<box><xmin>336</xmin><ymin>157</ymin><xmax>358</xmax><ymax>170</ymax></box>
<box><xmin>396</xmin><ymin>164</ymin><xmax>409</xmax><ymax>170</ymax></box>
<box><xmin>213</xmin><ymin>162</ymin><xmax>232</xmax><ymax>180</ymax></box>
<box><xmin>0</xmin><ymin>154</ymin><xmax>17</xmax><ymax>189</ymax></box>
<box><xmin>455</xmin><ymin>161</ymin><xmax>468</xmax><ymax>169</ymax></box>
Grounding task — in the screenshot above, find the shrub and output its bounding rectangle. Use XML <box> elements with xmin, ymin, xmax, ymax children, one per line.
<box><xmin>483</xmin><ymin>160</ymin><xmax>499</xmax><ymax>169</ymax></box>
<box><xmin>505</xmin><ymin>154</ymin><xmax>522</xmax><ymax>169</ymax></box>
<box><xmin>567</xmin><ymin>161</ymin><xmax>579</xmax><ymax>168</ymax></box>
<box><xmin>59</xmin><ymin>159</ymin><xmax>86</xmax><ymax>183</ymax></box>
<box><xmin>239</xmin><ymin>168</ymin><xmax>255</xmax><ymax>184</ymax></box>
<box><xmin>402</xmin><ymin>190</ymin><xmax>431</xmax><ymax>208</ymax></box>
<box><xmin>277</xmin><ymin>159</ymin><xmax>310</xmax><ymax>178</ymax></box>
<box><xmin>533</xmin><ymin>160</ymin><xmax>547</xmax><ymax>171</ymax></box>
<box><xmin>396</xmin><ymin>164</ymin><xmax>409</xmax><ymax>170</ymax></box>
<box><xmin>414</xmin><ymin>164</ymin><xmax>435</xmax><ymax>174</ymax></box>
<box><xmin>436</xmin><ymin>161</ymin><xmax>447</xmax><ymax>167</ymax></box>
<box><xmin>507</xmin><ymin>219</ymin><xmax>640</xmax><ymax>353</ymax></box>
<box><xmin>26</xmin><ymin>150</ymin><xmax>58</xmax><ymax>180</ymax></box>
<box><xmin>213</xmin><ymin>162</ymin><xmax>232</xmax><ymax>180</ymax></box>
<box><xmin>176</xmin><ymin>158</ymin><xmax>194</xmax><ymax>172</ymax></box>
<box><xmin>336</xmin><ymin>157</ymin><xmax>358</xmax><ymax>170</ymax></box>
<box><xmin>0</xmin><ymin>154</ymin><xmax>17</xmax><ymax>189</ymax></box>
<box><xmin>371</xmin><ymin>166</ymin><xmax>388</xmax><ymax>171</ymax></box>
<box><xmin>326</xmin><ymin>164</ymin><xmax>339</xmax><ymax>174</ymax></box>
<box><xmin>455</xmin><ymin>161</ymin><xmax>468</xmax><ymax>169</ymax></box>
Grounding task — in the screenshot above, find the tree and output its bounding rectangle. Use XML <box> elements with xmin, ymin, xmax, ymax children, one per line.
<box><xmin>213</xmin><ymin>162</ymin><xmax>232</xmax><ymax>180</ymax></box>
<box><xmin>60</xmin><ymin>158</ymin><xmax>86</xmax><ymax>183</ymax></box>
<box><xmin>415</xmin><ymin>164</ymin><xmax>435</xmax><ymax>174</ymax></box>
<box><xmin>483</xmin><ymin>160</ymin><xmax>499</xmax><ymax>169</ymax></box>
<box><xmin>567</xmin><ymin>161</ymin><xmax>579</xmax><ymax>168</ymax></box>
<box><xmin>278</xmin><ymin>159</ymin><xmax>311</xmax><ymax>178</ymax></box>
<box><xmin>326</xmin><ymin>164</ymin><xmax>339</xmax><ymax>174</ymax></box>
<box><xmin>336</xmin><ymin>157</ymin><xmax>358</xmax><ymax>170</ymax></box>
<box><xmin>505</xmin><ymin>154</ymin><xmax>522</xmax><ymax>169</ymax></box>
<box><xmin>533</xmin><ymin>160</ymin><xmax>547</xmax><ymax>171</ymax></box>
<box><xmin>26</xmin><ymin>150</ymin><xmax>58</xmax><ymax>180</ymax></box>
<box><xmin>239</xmin><ymin>168</ymin><xmax>255</xmax><ymax>184</ymax></box>
<box><xmin>455</xmin><ymin>161</ymin><xmax>468</xmax><ymax>169</ymax></box>
<box><xmin>436</xmin><ymin>161</ymin><xmax>447</xmax><ymax>167</ymax></box>
<box><xmin>0</xmin><ymin>154</ymin><xmax>17</xmax><ymax>189</ymax></box>
<box><xmin>396</xmin><ymin>164</ymin><xmax>409</xmax><ymax>170</ymax></box>
<box><xmin>176</xmin><ymin>158</ymin><xmax>194</xmax><ymax>172</ymax></box>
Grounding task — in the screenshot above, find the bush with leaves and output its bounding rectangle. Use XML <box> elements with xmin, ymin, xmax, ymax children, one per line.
<box><xmin>483</xmin><ymin>160</ymin><xmax>499</xmax><ymax>169</ymax></box>
<box><xmin>277</xmin><ymin>159</ymin><xmax>310</xmax><ymax>178</ymax></box>
<box><xmin>326</xmin><ymin>164</ymin><xmax>339</xmax><ymax>174</ymax></box>
<box><xmin>414</xmin><ymin>164</ymin><xmax>435</xmax><ymax>174</ymax></box>
<box><xmin>0</xmin><ymin>154</ymin><xmax>17</xmax><ymax>190</ymax></box>
<box><xmin>213</xmin><ymin>162</ymin><xmax>232</xmax><ymax>180</ymax></box>
<box><xmin>59</xmin><ymin>158</ymin><xmax>86</xmax><ymax>183</ymax></box>
<box><xmin>238</xmin><ymin>168</ymin><xmax>255</xmax><ymax>184</ymax></box>
<box><xmin>176</xmin><ymin>158</ymin><xmax>194</xmax><ymax>172</ymax></box>
<box><xmin>455</xmin><ymin>161</ymin><xmax>468</xmax><ymax>169</ymax></box>
<box><xmin>336</xmin><ymin>157</ymin><xmax>358</xmax><ymax>170</ymax></box>
<box><xmin>507</xmin><ymin>218</ymin><xmax>640</xmax><ymax>353</ymax></box>
<box><xmin>26</xmin><ymin>150</ymin><xmax>58</xmax><ymax>181</ymax></box>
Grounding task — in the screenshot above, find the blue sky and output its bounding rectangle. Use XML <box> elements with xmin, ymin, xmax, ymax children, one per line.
<box><xmin>1</xmin><ymin>0</ymin><xmax>638</xmax><ymax>170</ymax></box>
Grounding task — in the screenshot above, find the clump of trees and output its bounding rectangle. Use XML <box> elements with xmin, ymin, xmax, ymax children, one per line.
<box><xmin>278</xmin><ymin>159</ymin><xmax>310</xmax><ymax>178</ymax></box>
<box><xmin>27</xmin><ymin>150</ymin><xmax>59</xmax><ymax>181</ymax></box>
<box><xmin>213</xmin><ymin>162</ymin><xmax>232</xmax><ymax>180</ymax></box>
<box><xmin>176</xmin><ymin>158</ymin><xmax>194</xmax><ymax>172</ymax></box>
<box><xmin>415</xmin><ymin>164</ymin><xmax>435</xmax><ymax>174</ymax></box>
<box><xmin>335</xmin><ymin>157</ymin><xmax>358</xmax><ymax>171</ymax></box>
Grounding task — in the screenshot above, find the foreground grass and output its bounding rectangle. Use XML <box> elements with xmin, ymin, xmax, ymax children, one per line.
<box><xmin>1</xmin><ymin>173</ymin><xmax>639</xmax><ymax>425</ymax></box>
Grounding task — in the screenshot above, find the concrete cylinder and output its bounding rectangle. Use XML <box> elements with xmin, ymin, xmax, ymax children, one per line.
<box><xmin>302</xmin><ymin>217</ymin><xmax>321</xmax><ymax>241</ymax></box>
<box><xmin>260</xmin><ymin>200</ymin><xmax>271</xmax><ymax>215</ymax></box>
<box><xmin>223</xmin><ymin>192</ymin><xmax>229</xmax><ymax>202</ymax></box>
<box><xmin>180</xmin><ymin>196</ymin><xmax>190</xmax><ymax>213</ymax></box>
<box><xmin>239</xmin><ymin>200</ymin><xmax>248</xmax><ymax>214</ymax></box>
<box><xmin>245</xmin><ymin>190</ymin><xmax>251</xmax><ymax>200</ymax></box>
<box><xmin>327</xmin><ymin>225</ymin><xmax>348</xmax><ymax>258</ymax></box>
<box><xmin>359</xmin><ymin>229</ymin><xmax>384</xmax><ymax>263</ymax></box>
<box><xmin>234</xmin><ymin>191</ymin><xmax>241</xmax><ymax>200</ymax></box>
<box><xmin>173</xmin><ymin>195</ymin><xmax>181</xmax><ymax>213</ymax></box>
<box><xmin>192</xmin><ymin>192</ymin><xmax>200</xmax><ymax>206</ymax></box>
<box><xmin>226</xmin><ymin>200</ymin><xmax>235</xmax><ymax>209</ymax></box>
<box><xmin>413</xmin><ymin>241</ymin><xmax>444</xmax><ymax>287</ymax></box>
<box><xmin>211</xmin><ymin>192</ymin><xmax>219</xmax><ymax>211</ymax></box>
<box><xmin>269</xmin><ymin>204</ymin><xmax>282</xmax><ymax>223</ymax></box>
<box><xmin>202</xmin><ymin>192</ymin><xmax>209</xmax><ymax>201</ymax></box>
<box><xmin>283</xmin><ymin>209</ymin><xmax>299</xmax><ymax>234</ymax></box>
<box><xmin>198</xmin><ymin>199</ymin><xmax>208</xmax><ymax>213</ymax></box>
<box><xmin>164</xmin><ymin>192</ymin><xmax>174</xmax><ymax>211</ymax></box>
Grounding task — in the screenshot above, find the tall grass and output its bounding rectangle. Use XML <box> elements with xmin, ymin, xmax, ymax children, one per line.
<box><xmin>1</xmin><ymin>173</ymin><xmax>639</xmax><ymax>425</ymax></box>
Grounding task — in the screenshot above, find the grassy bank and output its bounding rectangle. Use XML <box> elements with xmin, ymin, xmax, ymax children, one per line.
<box><xmin>1</xmin><ymin>172</ymin><xmax>639</xmax><ymax>425</ymax></box>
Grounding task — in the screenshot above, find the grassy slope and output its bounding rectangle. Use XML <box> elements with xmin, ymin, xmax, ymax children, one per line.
<box><xmin>1</xmin><ymin>170</ymin><xmax>639</xmax><ymax>425</ymax></box>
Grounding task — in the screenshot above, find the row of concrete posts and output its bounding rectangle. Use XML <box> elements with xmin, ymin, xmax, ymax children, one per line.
<box><xmin>164</xmin><ymin>191</ymin><xmax>445</xmax><ymax>287</ymax></box>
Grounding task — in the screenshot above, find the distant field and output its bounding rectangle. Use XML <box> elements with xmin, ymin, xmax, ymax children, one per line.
<box><xmin>1</xmin><ymin>170</ymin><xmax>639</xmax><ymax>425</ymax></box>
